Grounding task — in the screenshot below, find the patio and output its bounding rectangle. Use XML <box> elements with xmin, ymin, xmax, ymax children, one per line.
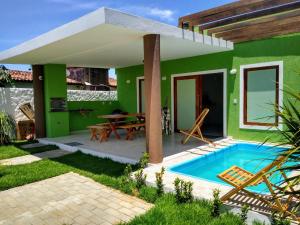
<box><xmin>39</xmin><ymin>130</ymin><xmax>221</xmax><ymax>164</ymax></box>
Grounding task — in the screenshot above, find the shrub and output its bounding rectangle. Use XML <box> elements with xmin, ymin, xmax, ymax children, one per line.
<box><xmin>271</xmin><ymin>213</ymin><xmax>291</xmax><ymax>225</ymax></box>
<box><xmin>239</xmin><ymin>204</ymin><xmax>249</xmax><ymax>225</ymax></box>
<box><xmin>174</xmin><ymin>177</ymin><xmax>193</xmax><ymax>203</ymax></box>
<box><xmin>134</xmin><ymin>169</ymin><xmax>147</xmax><ymax>189</ymax></box>
<box><xmin>211</xmin><ymin>189</ymin><xmax>222</xmax><ymax>217</ymax></box>
<box><xmin>0</xmin><ymin>112</ymin><xmax>16</xmax><ymax>145</ymax></box>
<box><xmin>155</xmin><ymin>167</ymin><xmax>165</xmax><ymax>196</ymax></box>
<box><xmin>139</xmin><ymin>152</ymin><xmax>149</xmax><ymax>169</ymax></box>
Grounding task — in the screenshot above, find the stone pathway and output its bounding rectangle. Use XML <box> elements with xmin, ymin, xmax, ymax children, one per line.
<box><xmin>0</xmin><ymin>172</ymin><xmax>153</xmax><ymax>225</ymax></box>
<box><xmin>20</xmin><ymin>143</ymin><xmax>47</xmax><ymax>149</ymax></box>
<box><xmin>0</xmin><ymin>149</ymin><xmax>71</xmax><ymax>166</ymax></box>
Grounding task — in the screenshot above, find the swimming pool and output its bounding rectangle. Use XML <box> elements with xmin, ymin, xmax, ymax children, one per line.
<box><xmin>169</xmin><ymin>143</ymin><xmax>287</xmax><ymax>193</ymax></box>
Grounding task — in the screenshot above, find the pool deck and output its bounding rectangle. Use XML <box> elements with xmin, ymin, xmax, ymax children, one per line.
<box><xmin>142</xmin><ymin>139</ymin><xmax>297</xmax><ymax>223</ymax></box>
<box><xmin>143</xmin><ymin>138</ymin><xmax>236</xmax><ymax>200</ymax></box>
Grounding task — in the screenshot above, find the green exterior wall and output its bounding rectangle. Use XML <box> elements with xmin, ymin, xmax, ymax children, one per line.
<box><xmin>68</xmin><ymin>101</ymin><xmax>120</xmax><ymax>132</ymax></box>
<box><xmin>44</xmin><ymin>64</ymin><xmax>70</xmax><ymax>137</ymax></box>
<box><xmin>117</xmin><ymin>33</ymin><xmax>300</xmax><ymax>142</ymax></box>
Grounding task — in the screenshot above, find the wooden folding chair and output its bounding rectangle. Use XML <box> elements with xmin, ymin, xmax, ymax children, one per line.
<box><xmin>218</xmin><ymin>155</ymin><xmax>300</xmax><ymax>222</ymax></box>
<box><xmin>180</xmin><ymin>108</ymin><xmax>213</xmax><ymax>145</ymax></box>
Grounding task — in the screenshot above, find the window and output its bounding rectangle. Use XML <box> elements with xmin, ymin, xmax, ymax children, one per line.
<box><xmin>240</xmin><ymin>63</ymin><xmax>281</xmax><ymax>129</ymax></box>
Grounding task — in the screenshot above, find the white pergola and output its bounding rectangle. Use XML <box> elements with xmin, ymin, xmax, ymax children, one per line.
<box><xmin>0</xmin><ymin>7</ymin><xmax>233</xmax><ymax>163</ymax></box>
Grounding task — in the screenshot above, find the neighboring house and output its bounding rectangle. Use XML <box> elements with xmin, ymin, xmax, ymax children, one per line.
<box><xmin>67</xmin><ymin>67</ymin><xmax>117</xmax><ymax>90</ymax></box>
<box><xmin>0</xmin><ymin>2</ymin><xmax>299</xmax><ymax>163</ymax></box>
<box><xmin>9</xmin><ymin>70</ymin><xmax>83</xmax><ymax>90</ymax></box>
<box><xmin>8</xmin><ymin>69</ymin><xmax>117</xmax><ymax>90</ymax></box>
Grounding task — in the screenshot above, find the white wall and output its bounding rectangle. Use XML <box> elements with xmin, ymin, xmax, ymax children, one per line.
<box><xmin>67</xmin><ymin>90</ymin><xmax>117</xmax><ymax>101</ymax></box>
<box><xmin>0</xmin><ymin>88</ymin><xmax>117</xmax><ymax>121</ymax></box>
<box><xmin>0</xmin><ymin>88</ymin><xmax>34</xmax><ymax>121</ymax></box>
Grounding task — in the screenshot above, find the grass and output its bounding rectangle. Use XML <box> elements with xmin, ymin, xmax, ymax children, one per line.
<box><xmin>0</xmin><ymin>142</ymin><xmax>58</xmax><ymax>160</ymax></box>
<box><xmin>0</xmin><ymin>146</ymin><xmax>245</xmax><ymax>224</ymax></box>
<box><xmin>121</xmin><ymin>194</ymin><xmax>242</xmax><ymax>225</ymax></box>
<box><xmin>0</xmin><ymin>151</ymin><xmax>128</xmax><ymax>191</ymax></box>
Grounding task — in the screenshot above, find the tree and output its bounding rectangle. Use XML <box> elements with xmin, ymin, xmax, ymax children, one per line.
<box><xmin>0</xmin><ymin>65</ymin><xmax>13</xmax><ymax>87</ymax></box>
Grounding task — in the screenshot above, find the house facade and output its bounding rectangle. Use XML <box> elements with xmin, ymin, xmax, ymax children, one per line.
<box><xmin>0</xmin><ymin>1</ymin><xmax>299</xmax><ymax>163</ymax></box>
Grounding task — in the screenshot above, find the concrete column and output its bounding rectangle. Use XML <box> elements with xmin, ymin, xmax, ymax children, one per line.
<box><xmin>32</xmin><ymin>65</ymin><xmax>46</xmax><ymax>138</ymax></box>
<box><xmin>143</xmin><ymin>34</ymin><xmax>163</xmax><ymax>163</ymax></box>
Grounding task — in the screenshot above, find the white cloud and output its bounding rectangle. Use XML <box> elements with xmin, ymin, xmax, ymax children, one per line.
<box><xmin>120</xmin><ymin>6</ymin><xmax>176</xmax><ymax>22</ymax></box>
<box><xmin>148</xmin><ymin>8</ymin><xmax>175</xmax><ymax>21</ymax></box>
<box><xmin>46</xmin><ymin>0</ymin><xmax>176</xmax><ymax>23</ymax></box>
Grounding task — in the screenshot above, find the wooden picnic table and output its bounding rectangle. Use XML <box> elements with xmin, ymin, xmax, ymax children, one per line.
<box><xmin>97</xmin><ymin>113</ymin><xmax>145</xmax><ymax>139</ymax></box>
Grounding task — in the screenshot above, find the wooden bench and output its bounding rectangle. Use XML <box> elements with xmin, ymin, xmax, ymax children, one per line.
<box><xmin>87</xmin><ymin>124</ymin><xmax>110</xmax><ymax>143</ymax></box>
<box><xmin>118</xmin><ymin>123</ymin><xmax>145</xmax><ymax>140</ymax></box>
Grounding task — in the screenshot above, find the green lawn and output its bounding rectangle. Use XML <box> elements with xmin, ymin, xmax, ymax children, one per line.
<box><xmin>121</xmin><ymin>194</ymin><xmax>242</xmax><ymax>225</ymax></box>
<box><xmin>0</xmin><ymin>146</ymin><xmax>260</xmax><ymax>225</ymax></box>
<box><xmin>0</xmin><ymin>143</ymin><xmax>58</xmax><ymax>160</ymax></box>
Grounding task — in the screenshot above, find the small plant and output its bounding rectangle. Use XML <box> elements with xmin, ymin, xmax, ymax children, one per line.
<box><xmin>134</xmin><ymin>169</ymin><xmax>147</xmax><ymax>189</ymax></box>
<box><xmin>155</xmin><ymin>167</ymin><xmax>165</xmax><ymax>196</ymax></box>
<box><xmin>120</xmin><ymin>164</ymin><xmax>133</xmax><ymax>185</ymax></box>
<box><xmin>211</xmin><ymin>189</ymin><xmax>222</xmax><ymax>217</ymax></box>
<box><xmin>139</xmin><ymin>152</ymin><xmax>149</xmax><ymax>169</ymax></box>
<box><xmin>271</xmin><ymin>213</ymin><xmax>291</xmax><ymax>225</ymax></box>
<box><xmin>174</xmin><ymin>177</ymin><xmax>193</xmax><ymax>203</ymax></box>
<box><xmin>123</xmin><ymin>164</ymin><xmax>132</xmax><ymax>182</ymax></box>
<box><xmin>0</xmin><ymin>112</ymin><xmax>16</xmax><ymax>145</ymax></box>
<box><xmin>240</xmin><ymin>204</ymin><xmax>250</xmax><ymax>225</ymax></box>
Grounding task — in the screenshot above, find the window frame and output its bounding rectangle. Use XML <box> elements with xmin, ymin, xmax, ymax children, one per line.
<box><xmin>239</xmin><ymin>61</ymin><xmax>283</xmax><ymax>130</ymax></box>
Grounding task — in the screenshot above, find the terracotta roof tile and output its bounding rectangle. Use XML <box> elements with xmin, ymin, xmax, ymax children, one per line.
<box><xmin>9</xmin><ymin>70</ymin><xmax>83</xmax><ymax>85</ymax></box>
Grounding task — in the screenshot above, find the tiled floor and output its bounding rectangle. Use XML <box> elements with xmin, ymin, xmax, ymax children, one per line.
<box><xmin>39</xmin><ymin>131</ymin><xmax>216</xmax><ymax>164</ymax></box>
<box><xmin>0</xmin><ymin>173</ymin><xmax>152</xmax><ymax>225</ymax></box>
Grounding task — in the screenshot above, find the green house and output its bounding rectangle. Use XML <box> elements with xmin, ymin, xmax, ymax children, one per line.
<box><xmin>0</xmin><ymin>2</ymin><xmax>299</xmax><ymax>164</ymax></box>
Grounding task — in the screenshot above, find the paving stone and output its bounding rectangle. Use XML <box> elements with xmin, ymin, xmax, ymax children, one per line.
<box><xmin>0</xmin><ymin>172</ymin><xmax>153</xmax><ymax>225</ymax></box>
<box><xmin>20</xmin><ymin>143</ymin><xmax>47</xmax><ymax>149</ymax></box>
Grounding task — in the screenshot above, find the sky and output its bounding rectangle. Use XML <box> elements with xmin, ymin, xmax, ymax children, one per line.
<box><xmin>0</xmin><ymin>0</ymin><xmax>235</xmax><ymax>75</ymax></box>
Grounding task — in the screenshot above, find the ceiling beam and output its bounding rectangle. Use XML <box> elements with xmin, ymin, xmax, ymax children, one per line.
<box><xmin>198</xmin><ymin>1</ymin><xmax>300</xmax><ymax>30</ymax></box>
<box><xmin>179</xmin><ymin>0</ymin><xmax>298</xmax><ymax>26</ymax></box>
<box><xmin>207</xmin><ymin>9</ymin><xmax>300</xmax><ymax>36</ymax></box>
<box><xmin>227</xmin><ymin>20</ymin><xmax>300</xmax><ymax>43</ymax></box>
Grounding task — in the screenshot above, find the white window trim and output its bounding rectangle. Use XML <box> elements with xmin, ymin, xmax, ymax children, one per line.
<box><xmin>239</xmin><ymin>61</ymin><xmax>283</xmax><ymax>131</ymax></box>
<box><xmin>171</xmin><ymin>69</ymin><xmax>227</xmax><ymax>137</ymax></box>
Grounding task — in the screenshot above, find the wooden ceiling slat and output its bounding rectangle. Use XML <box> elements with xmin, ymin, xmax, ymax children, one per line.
<box><xmin>232</xmin><ymin>25</ymin><xmax>300</xmax><ymax>43</ymax></box>
<box><xmin>198</xmin><ymin>1</ymin><xmax>300</xmax><ymax>30</ymax></box>
<box><xmin>214</xmin><ymin>12</ymin><xmax>300</xmax><ymax>38</ymax></box>
<box><xmin>179</xmin><ymin>0</ymin><xmax>297</xmax><ymax>25</ymax></box>
<box><xmin>199</xmin><ymin>0</ymin><xmax>297</xmax><ymax>24</ymax></box>
<box><xmin>222</xmin><ymin>20</ymin><xmax>300</xmax><ymax>42</ymax></box>
<box><xmin>207</xmin><ymin>9</ymin><xmax>300</xmax><ymax>35</ymax></box>
<box><xmin>180</xmin><ymin>0</ymin><xmax>267</xmax><ymax>22</ymax></box>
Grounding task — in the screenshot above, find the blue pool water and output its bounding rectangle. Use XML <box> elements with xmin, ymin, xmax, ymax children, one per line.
<box><xmin>169</xmin><ymin>143</ymin><xmax>287</xmax><ymax>193</ymax></box>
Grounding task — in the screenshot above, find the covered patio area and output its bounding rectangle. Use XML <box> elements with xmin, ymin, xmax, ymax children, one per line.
<box><xmin>0</xmin><ymin>7</ymin><xmax>233</xmax><ymax>163</ymax></box>
<box><xmin>39</xmin><ymin>131</ymin><xmax>221</xmax><ymax>164</ymax></box>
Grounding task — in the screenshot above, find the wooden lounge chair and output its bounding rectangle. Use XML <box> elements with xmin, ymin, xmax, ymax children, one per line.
<box><xmin>218</xmin><ymin>155</ymin><xmax>299</xmax><ymax>222</ymax></box>
<box><xmin>180</xmin><ymin>108</ymin><xmax>213</xmax><ymax>145</ymax></box>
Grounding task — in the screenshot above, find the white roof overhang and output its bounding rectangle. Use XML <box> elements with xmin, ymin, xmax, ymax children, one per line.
<box><xmin>0</xmin><ymin>8</ymin><xmax>234</xmax><ymax>68</ymax></box>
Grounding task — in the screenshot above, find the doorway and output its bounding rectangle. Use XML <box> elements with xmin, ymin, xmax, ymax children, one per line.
<box><xmin>173</xmin><ymin>72</ymin><xmax>225</xmax><ymax>138</ymax></box>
